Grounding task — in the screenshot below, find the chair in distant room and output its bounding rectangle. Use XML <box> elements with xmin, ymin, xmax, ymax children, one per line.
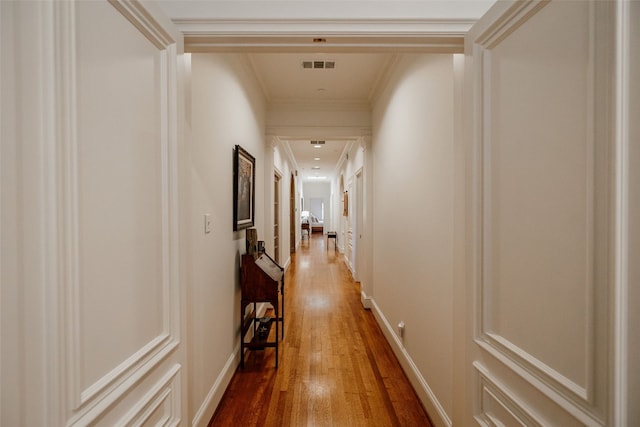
<box><xmin>326</xmin><ymin>231</ymin><xmax>337</xmax><ymax>251</ymax></box>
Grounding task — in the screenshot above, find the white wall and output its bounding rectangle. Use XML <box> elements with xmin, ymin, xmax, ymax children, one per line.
<box><xmin>371</xmin><ymin>54</ymin><xmax>455</xmax><ymax>425</ymax></box>
<box><xmin>624</xmin><ymin>1</ymin><xmax>639</xmax><ymax>423</ymax></box>
<box><xmin>188</xmin><ymin>53</ymin><xmax>266</xmax><ymax>425</ymax></box>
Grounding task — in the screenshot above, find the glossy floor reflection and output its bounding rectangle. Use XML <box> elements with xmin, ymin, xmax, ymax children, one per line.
<box><xmin>209</xmin><ymin>234</ymin><xmax>433</xmax><ymax>426</ymax></box>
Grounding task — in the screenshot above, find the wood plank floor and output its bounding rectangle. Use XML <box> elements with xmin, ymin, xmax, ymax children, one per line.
<box><xmin>208</xmin><ymin>235</ymin><xmax>433</xmax><ymax>426</ymax></box>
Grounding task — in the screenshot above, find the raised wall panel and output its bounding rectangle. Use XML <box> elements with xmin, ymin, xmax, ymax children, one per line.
<box><xmin>55</xmin><ymin>1</ymin><xmax>180</xmax><ymax>423</ymax></box>
<box><xmin>470</xmin><ymin>1</ymin><xmax>613</xmax><ymax>424</ymax></box>
<box><xmin>115</xmin><ymin>364</ymin><xmax>182</xmax><ymax>426</ymax></box>
<box><xmin>76</xmin><ymin>0</ymin><xmax>166</xmax><ymax>392</ymax></box>
<box><xmin>474</xmin><ymin>363</ymin><xmax>542</xmax><ymax>427</ymax></box>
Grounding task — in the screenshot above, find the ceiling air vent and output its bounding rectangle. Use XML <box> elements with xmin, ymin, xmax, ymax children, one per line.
<box><xmin>310</xmin><ymin>140</ymin><xmax>325</xmax><ymax>145</ymax></box>
<box><xmin>301</xmin><ymin>61</ymin><xmax>335</xmax><ymax>70</ymax></box>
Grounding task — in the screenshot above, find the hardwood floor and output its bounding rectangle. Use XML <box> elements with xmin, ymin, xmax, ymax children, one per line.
<box><xmin>209</xmin><ymin>235</ymin><xmax>433</xmax><ymax>426</ymax></box>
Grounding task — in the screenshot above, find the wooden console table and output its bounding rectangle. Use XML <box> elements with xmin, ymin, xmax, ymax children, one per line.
<box><xmin>240</xmin><ymin>253</ymin><xmax>284</xmax><ymax>368</ymax></box>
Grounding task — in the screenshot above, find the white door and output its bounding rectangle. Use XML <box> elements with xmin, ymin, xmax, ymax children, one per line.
<box><xmin>463</xmin><ymin>1</ymin><xmax>632</xmax><ymax>425</ymax></box>
<box><xmin>354</xmin><ymin>170</ymin><xmax>364</xmax><ymax>281</ymax></box>
<box><xmin>1</xmin><ymin>1</ymin><xmax>186</xmax><ymax>425</ymax></box>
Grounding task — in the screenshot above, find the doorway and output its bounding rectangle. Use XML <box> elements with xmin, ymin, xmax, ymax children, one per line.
<box><xmin>354</xmin><ymin>169</ymin><xmax>363</xmax><ymax>281</ymax></box>
<box><xmin>274</xmin><ymin>172</ymin><xmax>280</xmax><ymax>263</ymax></box>
<box><xmin>289</xmin><ymin>173</ymin><xmax>295</xmax><ymax>253</ymax></box>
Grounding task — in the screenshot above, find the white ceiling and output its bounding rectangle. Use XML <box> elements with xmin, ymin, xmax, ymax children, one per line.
<box><xmin>249</xmin><ymin>52</ymin><xmax>391</xmax><ymax>181</ymax></box>
<box><xmin>249</xmin><ymin>52</ymin><xmax>392</xmax><ymax>103</ymax></box>
<box><xmin>157</xmin><ymin>1</ymin><xmax>495</xmax><ymax>22</ymax></box>
<box><xmin>156</xmin><ymin>0</ymin><xmax>496</xmax><ymax>182</ymax></box>
<box><xmin>286</xmin><ymin>137</ymin><xmax>357</xmax><ymax>181</ymax></box>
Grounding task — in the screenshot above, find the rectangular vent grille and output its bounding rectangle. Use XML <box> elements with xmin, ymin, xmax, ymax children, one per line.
<box><xmin>310</xmin><ymin>140</ymin><xmax>325</xmax><ymax>145</ymax></box>
<box><xmin>302</xmin><ymin>61</ymin><xmax>335</xmax><ymax>70</ymax></box>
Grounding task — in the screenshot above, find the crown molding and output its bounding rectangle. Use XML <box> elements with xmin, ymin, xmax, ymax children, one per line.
<box><xmin>268</xmin><ymin>99</ymin><xmax>372</xmax><ymax>112</ymax></box>
<box><xmin>175</xmin><ymin>18</ymin><xmax>475</xmax><ymax>53</ymax></box>
<box><xmin>275</xmin><ymin>138</ymin><xmax>300</xmax><ymax>172</ymax></box>
<box><xmin>175</xmin><ymin>18</ymin><xmax>476</xmax><ymax>34</ymax></box>
<box><xmin>266</xmin><ymin>126</ymin><xmax>371</xmax><ymax>140</ymax></box>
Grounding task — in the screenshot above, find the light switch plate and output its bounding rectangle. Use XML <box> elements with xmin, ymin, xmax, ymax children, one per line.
<box><xmin>204</xmin><ymin>214</ymin><xmax>212</xmax><ymax>234</ymax></box>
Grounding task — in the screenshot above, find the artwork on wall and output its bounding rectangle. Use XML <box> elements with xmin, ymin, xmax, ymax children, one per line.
<box><xmin>343</xmin><ymin>191</ymin><xmax>348</xmax><ymax>216</ymax></box>
<box><xmin>233</xmin><ymin>145</ymin><xmax>255</xmax><ymax>231</ymax></box>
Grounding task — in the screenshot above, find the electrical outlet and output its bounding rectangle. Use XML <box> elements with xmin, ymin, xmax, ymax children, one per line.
<box><xmin>204</xmin><ymin>214</ymin><xmax>212</xmax><ymax>234</ymax></box>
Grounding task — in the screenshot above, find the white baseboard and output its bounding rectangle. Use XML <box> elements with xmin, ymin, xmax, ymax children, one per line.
<box><xmin>360</xmin><ymin>290</ymin><xmax>372</xmax><ymax>310</ymax></box>
<box><xmin>191</xmin><ymin>350</ymin><xmax>237</xmax><ymax>427</ymax></box>
<box><xmin>369</xmin><ymin>298</ymin><xmax>452</xmax><ymax>427</ymax></box>
<box><xmin>191</xmin><ymin>303</ymin><xmax>269</xmax><ymax>426</ymax></box>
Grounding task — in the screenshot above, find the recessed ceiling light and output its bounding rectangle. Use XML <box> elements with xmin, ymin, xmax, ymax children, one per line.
<box><xmin>314</xmin><ymin>157</ymin><xmax>320</xmax><ymax>161</ymax></box>
<box><xmin>312</xmin><ymin>166</ymin><xmax>320</xmax><ymax>170</ymax></box>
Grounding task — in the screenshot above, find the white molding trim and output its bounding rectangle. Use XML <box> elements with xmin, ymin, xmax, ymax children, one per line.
<box><xmin>475</xmin><ymin>338</ymin><xmax>603</xmax><ymax>427</ymax></box>
<box><xmin>370</xmin><ymin>298</ymin><xmax>451</xmax><ymax>427</ymax></box>
<box><xmin>69</xmin><ymin>340</ymin><xmax>180</xmax><ymax>426</ymax></box>
<box><xmin>269</xmin><ymin>99</ymin><xmax>372</xmax><ymax>112</ymax></box>
<box><xmin>360</xmin><ymin>290</ymin><xmax>372</xmax><ymax>310</ymax></box>
<box><xmin>479</xmin><ymin>333</ymin><xmax>588</xmax><ymax>400</ymax></box>
<box><xmin>612</xmin><ymin>0</ymin><xmax>631</xmax><ymax>424</ymax></box>
<box><xmin>108</xmin><ymin>0</ymin><xmax>175</xmax><ymax>49</ymax></box>
<box><xmin>266</xmin><ymin>125</ymin><xmax>372</xmax><ymax>139</ymax></box>
<box><xmin>473</xmin><ymin>362</ymin><xmax>543</xmax><ymax>427</ymax></box>
<box><xmin>473</xmin><ymin>1</ymin><xmax>549</xmax><ymax>49</ymax></box>
<box><xmin>192</xmin><ymin>302</ymin><xmax>268</xmax><ymax>427</ymax></box>
<box><xmin>80</xmin><ymin>334</ymin><xmax>173</xmax><ymax>404</ymax></box>
<box><xmin>175</xmin><ymin>18</ymin><xmax>477</xmax><ymax>34</ymax></box>
<box><xmin>334</xmin><ymin>141</ymin><xmax>356</xmax><ymax>179</ymax></box>
<box><xmin>116</xmin><ymin>364</ymin><xmax>182</xmax><ymax>426</ymax></box>
<box><xmin>55</xmin><ymin>0</ymin><xmax>182</xmax><ymax>421</ymax></box>
<box><xmin>53</xmin><ymin>0</ymin><xmax>82</xmax><ymax>414</ymax></box>
<box><xmin>176</xmin><ymin>18</ymin><xmax>476</xmax><ymax>53</ymax></box>
<box><xmin>367</xmin><ymin>53</ymin><xmax>401</xmax><ymax>104</ymax></box>
<box><xmin>276</xmin><ymin>138</ymin><xmax>300</xmax><ymax>173</ymax></box>
<box><xmin>282</xmin><ymin>256</ymin><xmax>291</xmax><ymax>272</ymax></box>
<box><xmin>191</xmin><ymin>351</ymin><xmax>238</xmax><ymax>427</ymax></box>
<box><xmin>471</xmin><ymin>1</ymin><xmax>609</xmax><ymax>421</ymax></box>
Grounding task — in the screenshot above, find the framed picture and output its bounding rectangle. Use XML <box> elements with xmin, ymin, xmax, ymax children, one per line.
<box><xmin>343</xmin><ymin>191</ymin><xmax>348</xmax><ymax>216</ymax></box>
<box><xmin>233</xmin><ymin>145</ymin><xmax>255</xmax><ymax>231</ymax></box>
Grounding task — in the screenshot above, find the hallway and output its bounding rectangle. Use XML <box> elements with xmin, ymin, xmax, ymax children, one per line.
<box><xmin>209</xmin><ymin>236</ymin><xmax>432</xmax><ymax>426</ymax></box>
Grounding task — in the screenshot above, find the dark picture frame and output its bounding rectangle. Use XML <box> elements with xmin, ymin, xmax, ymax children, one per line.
<box><xmin>343</xmin><ymin>191</ymin><xmax>349</xmax><ymax>216</ymax></box>
<box><xmin>233</xmin><ymin>145</ymin><xmax>255</xmax><ymax>231</ymax></box>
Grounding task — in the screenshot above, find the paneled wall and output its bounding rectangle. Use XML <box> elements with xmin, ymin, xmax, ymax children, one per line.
<box><xmin>1</xmin><ymin>1</ymin><xmax>185</xmax><ymax>425</ymax></box>
<box><xmin>465</xmin><ymin>1</ymin><xmax>627</xmax><ymax>425</ymax></box>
